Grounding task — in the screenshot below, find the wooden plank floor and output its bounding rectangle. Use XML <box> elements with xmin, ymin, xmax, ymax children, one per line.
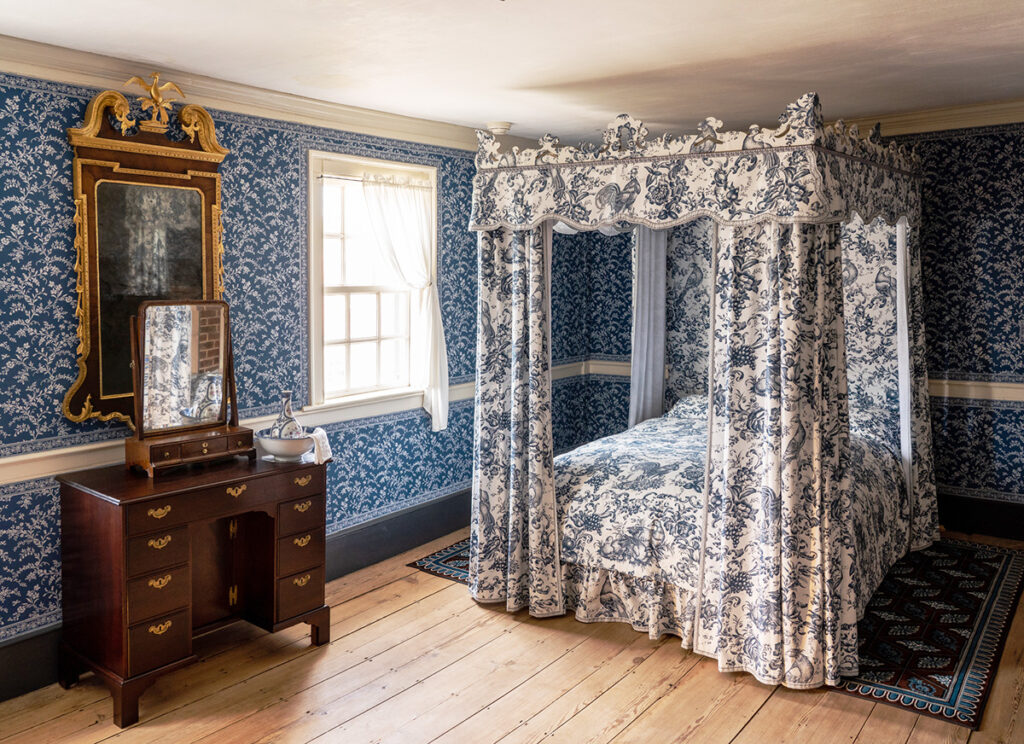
<box><xmin>1</xmin><ymin>529</ymin><xmax>1020</xmax><ymax>744</ymax></box>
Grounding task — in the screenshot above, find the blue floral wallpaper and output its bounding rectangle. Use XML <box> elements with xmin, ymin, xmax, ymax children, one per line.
<box><xmin>0</xmin><ymin>71</ymin><xmax>629</xmax><ymax>645</ymax></box>
<box><xmin>898</xmin><ymin>123</ymin><xmax>1024</xmax><ymax>509</ymax></box>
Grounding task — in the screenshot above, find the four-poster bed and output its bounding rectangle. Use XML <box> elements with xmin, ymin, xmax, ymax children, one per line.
<box><xmin>467</xmin><ymin>93</ymin><xmax>937</xmax><ymax>689</ymax></box>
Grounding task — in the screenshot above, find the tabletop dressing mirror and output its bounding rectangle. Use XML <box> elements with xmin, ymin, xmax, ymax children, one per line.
<box><xmin>127</xmin><ymin>300</ymin><xmax>255</xmax><ymax>476</ymax></box>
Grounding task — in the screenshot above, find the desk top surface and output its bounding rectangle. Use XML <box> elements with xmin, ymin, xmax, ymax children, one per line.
<box><xmin>56</xmin><ymin>456</ymin><xmax>324</xmax><ymax>504</ymax></box>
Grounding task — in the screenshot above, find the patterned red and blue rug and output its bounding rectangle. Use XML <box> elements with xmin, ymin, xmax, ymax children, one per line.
<box><xmin>411</xmin><ymin>538</ymin><xmax>1024</xmax><ymax>728</ymax></box>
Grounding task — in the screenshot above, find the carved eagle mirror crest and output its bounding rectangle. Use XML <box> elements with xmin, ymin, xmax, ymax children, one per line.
<box><xmin>62</xmin><ymin>74</ymin><xmax>229</xmax><ymax>427</ymax></box>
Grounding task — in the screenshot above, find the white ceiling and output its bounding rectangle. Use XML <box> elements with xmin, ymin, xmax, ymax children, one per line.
<box><xmin>2</xmin><ymin>0</ymin><xmax>1023</xmax><ymax>141</ymax></box>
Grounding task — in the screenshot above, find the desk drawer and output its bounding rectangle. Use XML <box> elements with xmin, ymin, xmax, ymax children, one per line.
<box><xmin>128</xmin><ymin>608</ymin><xmax>190</xmax><ymax>677</ymax></box>
<box><xmin>277</xmin><ymin>495</ymin><xmax>326</xmax><ymax>537</ymax></box>
<box><xmin>127</xmin><ymin>526</ymin><xmax>189</xmax><ymax>577</ymax></box>
<box><xmin>127</xmin><ymin>565</ymin><xmax>190</xmax><ymax>625</ymax></box>
<box><xmin>277</xmin><ymin>566</ymin><xmax>325</xmax><ymax>622</ymax></box>
<box><xmin>277</xmin><ymin>528</ymin><xmax>325</xmax><ymax>577</ymax></box>
<box><xmin>126</xmin><ymin>480</ymin><xmax>269</xmax><ymax>535</ymax></box>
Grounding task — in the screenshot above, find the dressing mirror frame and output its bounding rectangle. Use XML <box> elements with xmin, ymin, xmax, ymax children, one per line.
<box><xmin>126</xmin><ymin>299</ymin><xmax>255</xmax><ymax>476</ymax></box>
<box><xmin>62</xmin><ymin>84</ymin><xmax>229</xmax><ymax>427</ymax></box>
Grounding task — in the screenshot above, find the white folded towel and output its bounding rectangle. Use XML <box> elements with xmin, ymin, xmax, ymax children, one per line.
<box><xmin>309</xmin><ymin>427</ymin><xmax>333</xmax><ymax>464</ymax></box>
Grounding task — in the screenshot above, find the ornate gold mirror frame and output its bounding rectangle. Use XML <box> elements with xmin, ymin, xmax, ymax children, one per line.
<box><xmin>63</xmin><ymin>75</ymin><xmax>229</xmax><ymax>426</ymax></box>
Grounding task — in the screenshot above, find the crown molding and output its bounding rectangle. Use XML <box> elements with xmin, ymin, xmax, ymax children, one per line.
<box><xmin>0</xmin><ymin>35</ymin><xmax>539</xmax><ymax>152</ymax></box>
<box><xmin>841</xmin><ymin>98</ymin><xmax>1024</xmax><ymax>137</ymax></box>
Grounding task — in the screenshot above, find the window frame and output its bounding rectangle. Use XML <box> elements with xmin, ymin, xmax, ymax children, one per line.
<box><xmin>307</xmin><ymin>150</ymin><xmax>438</xmax><ymax>410</ymax></box>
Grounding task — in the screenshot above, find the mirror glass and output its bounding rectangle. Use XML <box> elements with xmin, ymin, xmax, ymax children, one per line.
<box><xmin>141</xmin><ymin>303</ymin><xmax>226</xmax><ymax>433</ymax></box>
<box><xmin>97</xmin><ymin>182</ymin><xmax>205</xmax><ymax>399</ymax></box>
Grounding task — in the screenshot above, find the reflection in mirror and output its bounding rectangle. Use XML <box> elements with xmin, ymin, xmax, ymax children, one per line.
<box><xmin>97</xmin><ymin>182</ymin><xmax>204</xmax><ymax>399</ymax></box>
<box><xmin>142</xmin><ymin>304</ymin><xmax>225</xmax><ymax>432</ymax></box>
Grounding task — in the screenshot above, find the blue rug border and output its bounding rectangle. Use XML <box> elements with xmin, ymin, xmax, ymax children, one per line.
<box><xmin>410</xmin><ymin>537</ymin><xmax>1023</xmax><ymax>729</ymax></box>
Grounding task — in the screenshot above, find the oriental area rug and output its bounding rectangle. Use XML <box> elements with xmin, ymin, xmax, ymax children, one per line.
<box><xmin>410</xmin><ymin>538</ymin><xmax>1024</xmax><ymax>729</ymax></box>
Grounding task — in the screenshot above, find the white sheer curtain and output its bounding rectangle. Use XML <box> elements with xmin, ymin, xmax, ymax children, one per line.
<box><xmin>362</xmin><ymin>176</ymin><xmax>449</xmax><ymax>431</ymax></box>
<box><xmin>629</xmin><ymin>227</ymin><xmax>667</xmax><ymax>426</ymax></box>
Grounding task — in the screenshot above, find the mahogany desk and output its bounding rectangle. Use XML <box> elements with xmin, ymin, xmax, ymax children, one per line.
<box><xmin>56</xmin><ymin>457</ymin><xmax>330</xmax><ymax>727</ymax></box>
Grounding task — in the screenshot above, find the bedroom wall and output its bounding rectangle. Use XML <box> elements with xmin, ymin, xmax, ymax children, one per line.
<box><xmin>0</xmin><ymin>70</ymin><xmax>618</xmax><ymax>648</ymax></box>
<box><xmin>897</xmin><ymin>123</ymin><xmax>1024</xmax><ymax>522</ymax></box>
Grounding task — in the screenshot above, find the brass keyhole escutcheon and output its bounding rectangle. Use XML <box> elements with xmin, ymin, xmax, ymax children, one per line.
<box><xmin>148</xmin><ymin>575</ymin><xmax>172</xmax><ymax>590</ymax></box>
<box><xmin>148</xmin><ymin>505</ymin><xmax>172</xmax><ymax>519</ymax></box>
<box><xmin>148</xmin><ymin>535</ymin><xmax>172</xmax><ymax>550</ymax></box>
<box><xmin>293</xmin><ymin>575</ymin><xmax>311</xmax><ymax>587</ymax></box>
<box><xmin>148</xmin><ymin>620</ymin><xmax>172</xmax><ymax>635</ymax></box>
<box><xmin>294</xmin><ymin>500</ymin><xmax>312</xmax><ymax>513</ymax></box>
<box><xmin>226</xmin><ymin>484</ymin><xmax>247</xmax><ymax>498</ymax></box>
<box><xmin>294</xmin><ymin>475</ymin><xmax>312</xmax><ymax>487</ymax></box>
<box><xmin>294</xmin><ymin>535</ymin><xmax>311</xmax><ymax>548</ymax></box>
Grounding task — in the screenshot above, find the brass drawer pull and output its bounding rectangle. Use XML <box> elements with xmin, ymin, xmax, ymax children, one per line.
<box><xmin>294</xmin><ymin>475</ymin><xmax>312</xmax><ymax>487</ymax></box>
<box><xmin>226</xmin><ymin>484</ymin><xmax>247</xmax><ymax>498</ymax></box>
<box><xmin>293</xmin><ymin>500</ymin><xmax>312</xmax><ymax>513</ymax></box>
<box><xmin>148</xmin><ymin>505</ymin><xmax>172</xmax><ymax>519</ymax></box>
<box><xmin>236</xmin><ymin>439</ymin><xmax>246</xmax><ymax>447</ymax></box>
<box><xmin>293</xmin><ymin>535</ymin><xmax>312</xmax><ymax>548</ymax></box>
<box><xmin>148</xmin><ymin>574</ymin><xmax>173</xmax><ymax>590</ymax></box>
<box><xmin>201</xmin><ymin>443</ymin><xmax>210</xmax><ymax>453</ymax></box>
<box><xmin>148</xmin><ymin>620</ymin><xmax>172</xmax><ymax>636</ymax></box>
<box><xmin>147</xmin><ymin>535</ymin><xmax>172</xmax><ymax>550</ymax></box>
<box><xmin>163</xmin><ymin>451</ymin><xmax>172</xmax><ymax>459</ymax></box>
<box><xmin>293</xmin><ymin>574</ymin><xmax>311</xmax><ymax>588</ymax></box>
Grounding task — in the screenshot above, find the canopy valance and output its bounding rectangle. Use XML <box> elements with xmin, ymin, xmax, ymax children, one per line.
<box><xmin>470</xmin><ymin>93</ymin><xmax>920</xmax><ymax>232</ymax></box>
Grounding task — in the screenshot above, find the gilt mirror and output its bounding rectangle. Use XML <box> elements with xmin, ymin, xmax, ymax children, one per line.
<box><xmin>62</xmin><ymin>76</ymin><xmax>229</xmax><ymax>427</ymax></box>
<box><xmin>137</xmin><ymin>300</ymin><xmax>228</xmax><ymax>435</ymax></box>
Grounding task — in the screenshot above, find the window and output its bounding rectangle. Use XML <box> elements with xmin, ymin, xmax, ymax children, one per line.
<box><xmin>309</xmin><ymin>152</ymin><xmax>437</xmax><ymax>407</ymax></box>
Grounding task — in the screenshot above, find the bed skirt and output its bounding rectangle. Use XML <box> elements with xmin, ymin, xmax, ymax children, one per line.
<box><xmin>562</xmin><ymin>562</ymin><xmax>862</xmax><ymax>688</ymax></box>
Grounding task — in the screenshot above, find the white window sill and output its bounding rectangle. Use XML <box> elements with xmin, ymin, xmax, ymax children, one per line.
<box><xmin>297</xmin><ymin>387</ymin><xmax>425</xmax><ymax>428</ymax></box>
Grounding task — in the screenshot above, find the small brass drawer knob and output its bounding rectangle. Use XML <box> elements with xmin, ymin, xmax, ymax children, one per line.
<box><xmin>236</xmin><ymin>439</ymin><xmax>245</xmax><ymax>447</ymax></box>
<box><xmin>148</xmin><ymin>574</ymin><xmax>173</xmax><ymax>590</ymax></box>
<box><xmin>226</xmin><ymin>484</ymin><xmax>247</xmax><ymax>498</ymax></box>
<box><xmin>148</xmin><ymin>505</ymin><xmax>172</xmax><ymax>520</ymax></box>
<box><xmin>293</xmin><ymin>574</ymin><xmax>311</xmax><ymax>588</ymax></box>
<box><xmin>294</xmin><ymin>500</ymin><xmax>312</xmax><ymax>513</ymax></box>
<box><xmin>148</xmin><ymin>535</ymin><xmax>172</xmax><ymax>550</ymax></box>
<box><xmin>148</xmin><ymin>620</ymin><xmax>172</xmax><ymax>636</ymax></box>
<box><xmin>293</xmin><ymin>535</ymin><xmax>312</xmax><ymax>548</ymax></box>
<box><xmin>163</xmin><ymin>451</ymin><xmax>172</xmax><ymax>459</ymax></box>
<box><xmin>294</xmin><ymin>475</ymin><xmax>312</xmax><ymax>487</ymax></box>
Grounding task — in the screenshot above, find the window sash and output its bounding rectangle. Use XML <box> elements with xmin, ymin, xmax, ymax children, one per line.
<box><xmin>309</xmin><ymin>151</ymin><xmax>437</xmax><ymax>408</ymax></box>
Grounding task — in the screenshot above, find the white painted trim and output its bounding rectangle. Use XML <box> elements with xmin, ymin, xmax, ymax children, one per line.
<box><xmin>839</xmin><ymin>98</ymin><xmax>1024</xmax><ymax>137</ymax></box>
<box><xmin>928</xmin><ymin>379</ymin><xmax>1024</xmax><ymax>402</ymax></box>
<box><xmin>0</xmin><ymin>35</ymin><xmax>534</xmax><ymax>152</ymax></box>
<box><xmin>584</xmin><ymin>359</ymin><xmax>631</xmax><ymax>377</ymax></box>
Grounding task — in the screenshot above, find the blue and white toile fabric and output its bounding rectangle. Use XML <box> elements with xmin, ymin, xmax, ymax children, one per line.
<box><xmin>469</xmin><ymin>224</ymin><xmax>564</xmax><ymax>617</ymax></box>
<box><xmin>556</xmin><ymin>397</ymin><xmax>906</xmax><ymax>686</ymax></box>
<box><xmin>469</xmin><ymin>92</ymin><xmax>937</xmax><ymax>688</ymax></box>
<box><xmin>142</xmin><ymin>304</ymin><xmax>194</xmax><ymax>432</ymax></box>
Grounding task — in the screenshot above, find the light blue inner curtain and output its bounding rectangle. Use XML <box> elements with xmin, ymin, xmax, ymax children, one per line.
<box><xmin>628</xmin><ymin>227</ymin><xmax>667</xmax><ymax>426</ymax></box>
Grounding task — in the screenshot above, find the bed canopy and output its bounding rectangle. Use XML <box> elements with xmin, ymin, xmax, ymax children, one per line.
<box><xmin>467</xmin><ymin>93</ymin><xmax>937</xmax><ymax>688</ymax></box>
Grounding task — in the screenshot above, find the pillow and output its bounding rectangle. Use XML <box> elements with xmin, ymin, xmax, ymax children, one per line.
<box><xmin>666</xmin><ymin>394</ymin><xmax>707</xmax><ymax>421</ymax></box>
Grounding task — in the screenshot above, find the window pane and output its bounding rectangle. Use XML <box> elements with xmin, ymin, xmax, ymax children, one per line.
<box><xmin>343</xmin><ymin>183</ymin><xmax>372</xmax><ymax>243</ymax></box>
<box><xmin>344</xmin><ymin>236</ymin><xmax>376</xmax><ymax>285</ymax></box>
<box><xmin>380</xmin><ymin>292</ymin><xmax>409</xmax><ymax>337</ymax></box>
<box><xmin>324</xmin><ymin>344</ymin><xmax>347</xmax><ymax>395</ymax></box>
<box><xmin>350</xmin><ymin>341</ymin><xmax>378</xmax><ymax>389</ymax></box>
<box><xmin>323</xmin><ymin>180</ymin><xmax>342</xmax><ymax>234</ymax></box>
<box><xmin>380</xmin><ymin>338</ymin><xmax>409</xmax><ymax>388</ymax></box>
<box><xmin>349</xmin><ymin>293</ymin><xmax>377</xmax><ymax>339</ymax></box>
<box><xmin>324</xmin><ymin>294</ymin><xmax>347</xmax><ymax>342</ymax></box>
<box><xmin>324</xmin><ymin>237</ymin><xmax>343</xmax><ymax>286</ymax></box>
